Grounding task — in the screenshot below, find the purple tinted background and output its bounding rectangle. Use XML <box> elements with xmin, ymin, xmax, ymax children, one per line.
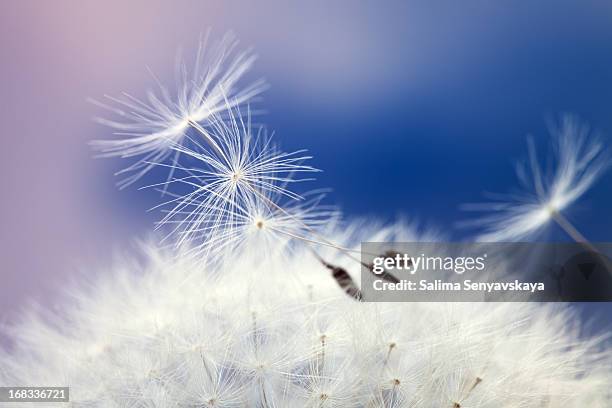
<box><xmin>1</xmin><ymin>1</ymin><xmax>611</xmax><ymax>332</ymax></box>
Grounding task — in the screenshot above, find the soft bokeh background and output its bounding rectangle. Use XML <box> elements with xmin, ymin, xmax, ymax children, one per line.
<box><xmin>1</xmin><ymin>1</ymin><xmax>611</xmax><ymax>332</ymax></box>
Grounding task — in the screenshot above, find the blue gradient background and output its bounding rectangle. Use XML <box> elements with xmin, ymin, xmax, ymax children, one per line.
<box><xmin>0</xmin><ymin>1</ymin><xmax>611</xmax><ymax>333</ymax></box>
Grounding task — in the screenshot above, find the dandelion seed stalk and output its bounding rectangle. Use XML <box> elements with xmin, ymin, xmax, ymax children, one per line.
<box><xmin>549</xmin><ymin>209</ymin><xmax>599</xmax><ymax>254</ymax></box>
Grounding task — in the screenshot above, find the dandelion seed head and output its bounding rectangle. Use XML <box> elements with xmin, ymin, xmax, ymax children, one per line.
<box><xmin>1</xmin><ymin>234</ymin><xmax>610</xmax><ymax>406</ymax></box>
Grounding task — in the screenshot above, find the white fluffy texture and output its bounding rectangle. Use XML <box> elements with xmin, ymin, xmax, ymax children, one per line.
<box><xmin>464</xmin><ymin>115</ymin><xmax>608</xmax><ymax>242</ymax></box>
<box><xmin>1</xmin><ymin>223</ymin><xmax>611</xmax><ymax>407</ymax></box>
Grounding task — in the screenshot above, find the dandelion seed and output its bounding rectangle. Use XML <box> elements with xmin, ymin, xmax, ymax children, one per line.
<box><xmin>145</xmin><ymin>107</ymin><xmax>323</xmax><ymax>259</ymax></box>
<box><xmin>91</xmin><ymin>31</ymin><xmax>267</xmax><ymax>188</ymax></box>
<box><xmin>319</xmin><ymin>260</ymin><xmax>363</xmax><ymax>301</ymax></box>
<box><xmin>463</xmin><ymin>115</ymin><xmax>608</xmax><ymax>242</ymax></box>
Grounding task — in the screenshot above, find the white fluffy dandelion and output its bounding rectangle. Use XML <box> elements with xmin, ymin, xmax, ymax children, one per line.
<box><xmin>464</xmin><ymin>115</ymin><xmax>609</xmax><ymax>242</ymax></box>
<box><xmin>91</xmin><ymin>32</ymin><xmax>267</xmax><ymax>188</ymax></box>
<box><xmin>1</xmin><ymin>235</ymin><xmax>610</xmax><ymax>407</ymax></box>
<box><xmin>3</xmin><ymin>33</ymin><xmax>611</xmax><ymax>408</ymax></box>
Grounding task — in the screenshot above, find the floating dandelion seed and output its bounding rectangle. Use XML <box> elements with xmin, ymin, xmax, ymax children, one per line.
<box><xmin>91</xmin><ymin>32</ymin><xmax>267</xmax><ymax>189</ymax></box>
<box><xmin>464</xmin><ymin>115</ymin><xmax>609</xmax><ymax>242</ymax></box>
<box><xmin>145</xmin><ymin>106</ymin><xmax>324</xmax><ymax>259</ymax></box>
